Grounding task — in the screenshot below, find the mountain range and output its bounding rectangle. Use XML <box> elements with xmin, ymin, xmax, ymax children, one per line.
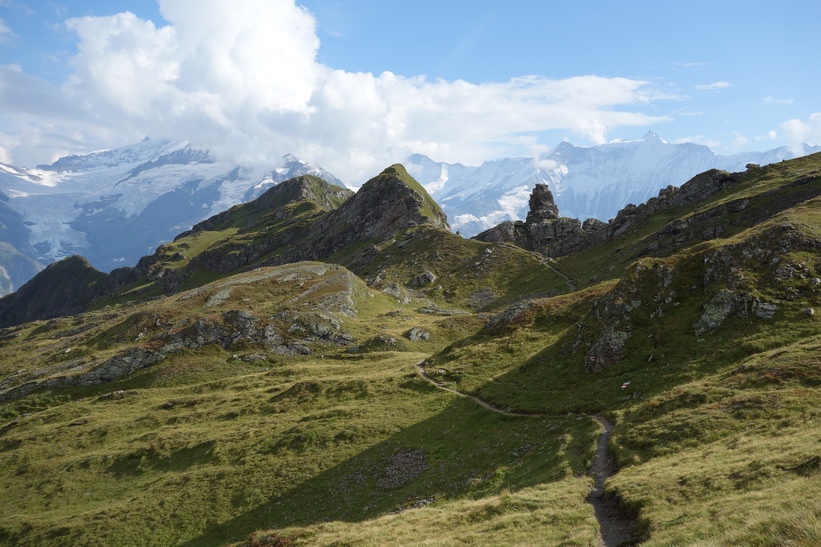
<box><xmin>407</xmin><ymin>131</ymin><xmax>821</xmax><ymax>236</ymax></box>
<box><xmin>0</xmin><ymin>134</ymin><xmax>818</xmax><ymax>296</ymax></box>
<box><xmin>0</xmin><ymin>138</ymin><xmax>340</xmax><ymax>294</ymax></box>
<box><xmin>0</xmin><ymin>153</ymin><xmax>819</xmax><ymax>545</ymax></box>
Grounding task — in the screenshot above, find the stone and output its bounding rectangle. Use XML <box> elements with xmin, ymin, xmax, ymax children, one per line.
<box><xmin>413</xmin><ymin>271</ymin><xmax>437</xmax><ymax>286</ymax></box>
<box><xmin>405</xmin><ymin>327</ymin><xmax>430</xmax><ymax>342</ymax></box>
<box><xmin>525</xmin><ymin>184</ymin><xmax>559</xmax><ymax>223</ymax></box>
<box><xmin>585</xmin><ymin>328</ymin><xmax>630</xmax><ymax>372</ymax></box>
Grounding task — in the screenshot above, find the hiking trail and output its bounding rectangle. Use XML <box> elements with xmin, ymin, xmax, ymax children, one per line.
<box><xmin>415</xmin><ymin>360</ymin><xmax>638</xmax><ymax>546</ymax></box>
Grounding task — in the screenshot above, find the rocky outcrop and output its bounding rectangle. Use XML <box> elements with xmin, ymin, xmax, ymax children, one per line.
<box><xmin>693</xmin><ymin>289</ymin><xmax>778</xmax><ymax>335</ymax></box>
<box><xmin>474</xmin><ymin>169</ymin><xmax>739</xmax><ymax>258</ymax></box>
<box><xmin>526</xmin><ymin>184</ymin><xmax>559</xmax><ymax>223</ymax></box>
<box><xmin>0</xmin><ymin>305</ymin><xmax>355</xmax><ymax>401</ymax></box>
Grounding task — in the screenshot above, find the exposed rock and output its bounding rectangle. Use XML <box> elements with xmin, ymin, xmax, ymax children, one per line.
<box><xmin>405</xmin><ymin>327</ymin><xmax>430</xmax><ymax>342</ymax></box>
<box><xmin>274</xmin><ymin>310</ymin><xmax>353</xmax><ymax>344</ymax></box>
<box><xmin>0</xmin><ymin>299</ymin><xmax>358</xmax><ymax>401</ymax></box>
<box><xmin>585</xmin><ymin>328</ymin><xmax>630</xmax><ymax>373</ymax></box>
<box><xmin>485</xmin><ymin>301</ymin><xmax>535</xmax><ymax>330</ymax></box>
<box><xmin>525</xmin><ymin>184</ymin><xmax>559</xmax><ymax>223</ymax></box>
<box><xmin>413</xmin><ymin>271</ymin><xmax>437</xmax><ymax>286</ymax></box>
<box><xmin>693</xmin><ymin>289</ymin><xmax>779</xmax><ymax>335</ymax></box>
<box><xmin>693</xmin><ymin>290</ymin><xmax>735</xmax><ymax>335</ymax></box>
<box><xmin>347</xmin><ymin>334</ymin><xmax>399</xmax><ymax>354</ymax></box>
<box><xmin>474</xmin><ymin>169</ymin><xmax>740</xmax><ymax>259</ymax></box>
<box><xmin>382</xmin><ymin>283</ymin><xmax>411</xmax><ymax>303</ymax></box>
<box><xmin>416</xmin><ymin>305</ymin><xmax>468</xmax><ymax>316</ymax></box>
<box><xmin>377</xmin><ymin>448</ymin><xmax>428</xmax><ymax>489</ymax></box>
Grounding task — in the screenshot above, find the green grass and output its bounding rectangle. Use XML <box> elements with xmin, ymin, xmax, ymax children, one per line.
<box><xmin>2</xmin><ymin>155</ymin><xmax>821</xmax><ymax>545</ymax></box>
<box><xmin>0</xmin><ymin>350</ymin><xmax>598</xmax><ymax>546</ymax></box>
<box><xmin>241</xmin><ymin>478</ymin><xmax>598</xmax><ymax>546</ymax></box>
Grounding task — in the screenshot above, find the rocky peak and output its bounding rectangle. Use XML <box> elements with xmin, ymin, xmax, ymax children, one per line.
<box><xmin>253</xmin><ymin>175</ymin><xmax>352</xmax><ymax>213</ymax></box>
<box><xmin>330</xmin><ymin>164</ymin><xmax>450</xmax><ymax>239</ymax></box>
<box><xmin>526</xmin><ymin>184</ymin><xmax>560</xmax><ymax>223</ymax></box>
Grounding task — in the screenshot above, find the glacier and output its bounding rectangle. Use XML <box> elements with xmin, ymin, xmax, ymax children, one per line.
<box><xmin>0</xmin><ymin>138</ymin><xmax>341</xmax><ymax>293</ymax></box>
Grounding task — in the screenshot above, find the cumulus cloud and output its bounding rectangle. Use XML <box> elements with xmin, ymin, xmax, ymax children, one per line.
<box><xmin>781</xmin><ymin>112</ymin><xmax>821</xmax><ymax>151</ymax></box>
<box><xmin>695</xmin><ymin>81</ymin><xmax>732</xmax><ymax>91</ymax></box>
<box><xmin>0</xmin><ymin>0</ymin><xmax>672</xmax><ymax>182</ymax></box>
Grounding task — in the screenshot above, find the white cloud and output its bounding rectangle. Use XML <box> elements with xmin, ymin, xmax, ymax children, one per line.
<box><xmin>759</xmin><ymin>96</ymin><xmax>794</xmax><ymax>106</ymax></box>
<box><xmin>730</xmin><ymin>132</ymin><xmax>750</xmax><ymax>150</ymax></box>
<box><xmin>0</xmin><ymin>17</ymin><xmax>12</xmax><ymax>42</ymax></box>
<box><xmin>695</xmin><ymin>81</ymin><xmax>732</xmax><ymax>91</ymax></box>
<box><xmin>0</xmin><ymin>0</ymin><xmax>674</xmax><ymax>183</ymax></box>
<box><xmin>781</xmin><ymin>112</ymin><xmax>821</xmax><ymax>151</ymax></box>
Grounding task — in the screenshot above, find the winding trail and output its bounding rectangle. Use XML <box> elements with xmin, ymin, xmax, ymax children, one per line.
<box><xmin>415</xmin><ymin>361</ymin><xmax>637</xmax><ymax>546</ymax></box>
<box><xmin>587</xmin><ymin>416</ymin><xmax>638</xmax><ymax>546</ymax></box>
<box><xmin>414</xmin><ymin>362</ymin><xmax>538</xmax><ymax>417</ymax></box>
<box><xmin>542</xmin><ymin>259</ymin><xmax>577</xmax><ymax>293</ymax></box>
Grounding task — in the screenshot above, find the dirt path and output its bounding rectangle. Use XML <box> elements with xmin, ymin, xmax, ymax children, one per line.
<box><xmin>587</xmin><ymin>416</ymin><xmax>638</xmax><ymax>546</ymax></box>
<box><xmin>542</xmin><ymin>260</ymin><xmax>577</xmax><ymax>293</ymax></box>
<box><xmin>414</xmin><ymin>361</ymin><xmax>638</xmax><ymax>545</ymax></box>
<box><xmin>414</xmin><ymin>362</ymin><xmax>538</xmax><ymax>417</ymax></box>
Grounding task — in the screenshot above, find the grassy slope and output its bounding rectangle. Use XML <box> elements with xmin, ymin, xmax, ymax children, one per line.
<box><xmin>556</xmin><ymin>153</ymin><xmax>821</xmax><ymax>289</ymax></box>
<box><xmin>416</xmin><ymin>155</ymin><xmax>821</xmax><ymax>544</ymax></box>
<box><xmin>0</xmin><ymin>262</ymin><xmax>595</xmax><ymax>546</ymax></box>
<box><xmin>1</xmin><ymin>156</ymin><xmax>820</xmax><ymax>545</ymax></box>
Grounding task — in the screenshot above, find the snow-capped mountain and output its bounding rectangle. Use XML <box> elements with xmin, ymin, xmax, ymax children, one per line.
<box><xmin>1</xmin><ymin>132</ymin><xmax>818</xmax><ymax>295</ymax></box>
<box><xmin>407</xmin><ymin>132</ymin><xmax>821</xmax><ymax>236</ymax></box>
<box><xmin>0</xmin><ymin>138</ymin><xmax>342</xmax><ymax>294</ymax></box>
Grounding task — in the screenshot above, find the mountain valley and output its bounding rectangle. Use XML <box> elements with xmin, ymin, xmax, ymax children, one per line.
<box><xmin>0</xmin><ymin>154</ymin><xmax>819</xmax><ymax>546</ymax></box>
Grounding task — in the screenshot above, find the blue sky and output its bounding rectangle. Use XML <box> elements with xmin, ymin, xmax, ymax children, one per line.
<box><xmin>1</xmin><ymin>0</ymin><xmax>819</xmax><ymax>182</ymax></box>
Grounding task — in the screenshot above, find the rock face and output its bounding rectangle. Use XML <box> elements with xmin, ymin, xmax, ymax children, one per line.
<box><xmin>525</xmin><ymin>184</ymin><xmax>559</xmax><ymax>223</ymax></box>
<box><xmin>474</xmin><ymin>170</ymin><xmax>740</xmax><ymax>258</ymax></box>
<box><xmin>295</xmin><ymin>164</ymin><xmax>449</xmax><ymax>260</ymax></box>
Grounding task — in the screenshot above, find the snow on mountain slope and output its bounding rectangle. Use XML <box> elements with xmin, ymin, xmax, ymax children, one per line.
<box><xmin>407</xmin><ymin>133</ymin><xmax>821</xmax><ymax>236</ymax></box>
<box><xmin>0</xmin><ymin>139</ymin><xmax>343</xmax><ymax>293</ymax></box>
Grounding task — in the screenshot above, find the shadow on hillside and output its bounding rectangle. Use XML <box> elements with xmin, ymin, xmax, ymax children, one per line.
<box><xmin>178</xmin><ymin>392</ymin><xmax>596</xmax><ymax>546</ymax></box>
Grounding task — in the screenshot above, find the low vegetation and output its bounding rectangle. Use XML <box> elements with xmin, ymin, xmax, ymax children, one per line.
<box><xmin>1</xmin><ymin>155</ymin><xmax>820</xmax><ymax>545</ymax></box>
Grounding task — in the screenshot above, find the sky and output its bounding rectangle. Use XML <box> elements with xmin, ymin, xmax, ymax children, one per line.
<box><xmin>0</xmin><ymin>0</ymin><xmax>820</xmax><ymax>184</ymax></box>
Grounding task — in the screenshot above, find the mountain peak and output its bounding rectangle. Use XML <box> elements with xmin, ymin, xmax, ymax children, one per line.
<box><xmin>350</xmin><ymin>164</ymin><xmax>450</xmax><ymax>232</ymax></box>
<box><xmin>642</xmin><ymin>131</ymin><xmax>666</xmax><ymax>143</ymax></box>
